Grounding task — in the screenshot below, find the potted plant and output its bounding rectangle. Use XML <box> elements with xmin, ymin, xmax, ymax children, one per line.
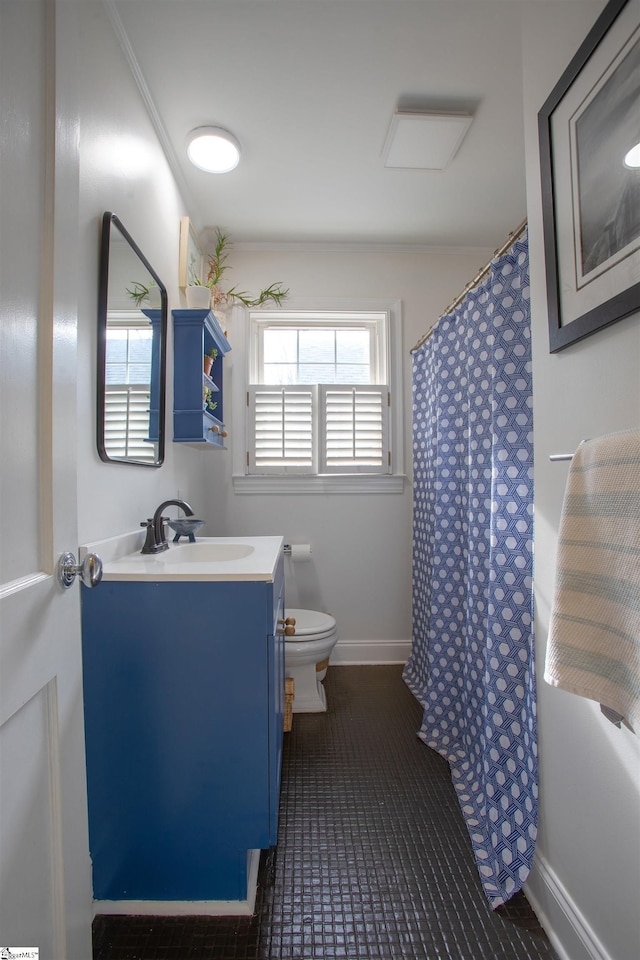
<box><xmin>203</xmin><ymin>347</ymin><xmax>218</xmax><ymax>377</ymax></box>
<box><xmin>202</xmin><ymin>387</ymin><xmax>218</xmax><ymax>414</ymax></box>
<box><xmin>186</xmin><ymin>228</ymin><xmax>289</xmax><ymax>314</ymax></box>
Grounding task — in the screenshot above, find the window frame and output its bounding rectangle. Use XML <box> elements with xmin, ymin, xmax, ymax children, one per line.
<box><xmin>231</xmin><ymin>299</ymin><xmax>405</xmax><ymax>494</ymax></box>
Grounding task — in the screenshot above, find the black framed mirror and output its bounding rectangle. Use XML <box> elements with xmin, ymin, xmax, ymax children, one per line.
<box><xmin>97</xmin><ymin>212</ymin><xmax>167</xmax><ymax>466</ymax></box>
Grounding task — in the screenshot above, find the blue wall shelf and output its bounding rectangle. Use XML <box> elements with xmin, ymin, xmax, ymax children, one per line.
<box><xmin>172</xmin><ymin>309</ymin><xmax>231</xmax><ymax>448</ymax></box>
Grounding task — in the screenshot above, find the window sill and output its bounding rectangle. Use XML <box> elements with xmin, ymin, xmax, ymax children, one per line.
<box><xmin>232</xmin><ymin>474</ymin><xmax>406</xmax><ymax>495</ymax></box>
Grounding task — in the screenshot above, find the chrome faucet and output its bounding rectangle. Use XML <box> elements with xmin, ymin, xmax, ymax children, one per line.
<box><xmin>140</xmin><ymin>499</ymin><xmax>194</xmax><ymax>554</ymax></box>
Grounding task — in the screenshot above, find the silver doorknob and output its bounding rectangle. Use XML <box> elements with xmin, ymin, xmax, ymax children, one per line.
<box><xmin>57</xmin><ymin>552</ymin><xmax>103</xmax><ymax>590</ymax></box>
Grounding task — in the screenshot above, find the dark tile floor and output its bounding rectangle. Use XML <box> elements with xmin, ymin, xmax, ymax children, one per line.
<box><xmin>93</xmin><ymin>665</ymin><xmax>557</xmax><ymax>960</ymax></box>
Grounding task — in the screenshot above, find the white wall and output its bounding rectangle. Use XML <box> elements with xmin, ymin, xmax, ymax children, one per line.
<box><xmin>75</xmin><ymin>1</ymin><xmax>208</xmax><ymax>547</ymax></box>
<box><xmin>522</xmin><ymin>4</ymin><xmax>640</xmax><ymax>960</ymax></box>
<box><xmin>201</xmin><ymin>245</ymin><xmax>494</xmax><ymax>660</ymax></box>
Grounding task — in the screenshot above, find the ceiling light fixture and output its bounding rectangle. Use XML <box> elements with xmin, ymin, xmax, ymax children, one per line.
<box><xmin>382</xmin><ymin>111</ymin><xmax>473</xmax><ymax>170</ymax></box>
<box><xmin>624</xmin><ymin>142</ymin><xmax>640</xmax><ymax>168</ymax></box>
<box><xmin>186</xmin><ymin>126</ymin><xmax>241</xmax><ymax>173</ymax></box>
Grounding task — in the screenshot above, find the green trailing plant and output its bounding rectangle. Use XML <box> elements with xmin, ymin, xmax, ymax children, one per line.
<box><xmin>202</xmin><ymin>387</ymin><xmax>218</xmax><ymax>413</ymax></box>
<box><xmin>207</xmin><ymin>347</ymin><xmax>218</xmax><ymax>362</ymax></box>
<box><xmin>196</xmin><ymin>228</ymin><xmax>289</xmax><ymax>309</ymax></box>
<box><xmin>126</xmin><ymin>280</ymin><xmax>153</xmax><ymax>307</ymax></box>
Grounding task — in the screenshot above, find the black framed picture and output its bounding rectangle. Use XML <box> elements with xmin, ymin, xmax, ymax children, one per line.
<box><xmin>539</xmin><ymin>0</ymin><xmax>640</xmax><ymax>352</ymax></box>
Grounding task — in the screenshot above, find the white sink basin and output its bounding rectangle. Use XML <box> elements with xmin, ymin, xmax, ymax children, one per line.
<box><xmin>86</xmin><ymin>535</ymin><xmax>284</xmax><ymax>582</ymax></box>
<box><xmin>157</xmin><ymin>542</ymin><xmax>254</xmax><ymax>563</ymax></box>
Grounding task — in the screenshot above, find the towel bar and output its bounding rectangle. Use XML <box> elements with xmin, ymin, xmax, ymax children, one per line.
<box><xmin>550</xmin><ymin>440</ymin><xmax>589</xmax><ymax>462</ymax></box>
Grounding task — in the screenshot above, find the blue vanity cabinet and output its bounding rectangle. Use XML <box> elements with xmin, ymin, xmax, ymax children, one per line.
<box><xmin>80</xmin><ymin>557</ymin><xmax>285</xmax><ymax>904</ymax></box>
<box><xmin>172</xmin><ymin>308</ymin><xmax>231</xmax><ymax>448</ymax></box>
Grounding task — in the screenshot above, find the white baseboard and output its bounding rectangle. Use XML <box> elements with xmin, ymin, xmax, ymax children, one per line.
<box><xmin>93</xmin><ymin>849</ymin><xmax>260</xmax><ymax>918</ymax></box>
<box><xmin>525</xmin><ymin>852</ymin><xmax>611</xmax><ymax>960</ymax></box>
<box><xmin>331</xmin><ymin>639</ymin><xmax>411</xmax><ymax>665</ymax></box>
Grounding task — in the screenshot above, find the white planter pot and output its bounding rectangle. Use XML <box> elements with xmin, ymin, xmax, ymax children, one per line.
<box><xmin>147</xmin><ymin>285</ymin><xmax>162</xmax><ymax>308</ymax></box>
<box><xmin>185</xmin><ymin>285</ymin><xmax>211</xmax><ymax>309</ymax></box>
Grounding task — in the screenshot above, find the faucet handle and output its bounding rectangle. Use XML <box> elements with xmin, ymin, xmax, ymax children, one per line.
<box><xmin>140</xmin><ymin>518</ymin><xmax>158</xmax><ymax>554</ymax></box>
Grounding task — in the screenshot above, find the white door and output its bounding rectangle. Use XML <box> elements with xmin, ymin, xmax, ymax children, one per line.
<box><xmin>0</xmin><ymin>1</ymin><xmax>93</xmax><ymax>957</ymax></box>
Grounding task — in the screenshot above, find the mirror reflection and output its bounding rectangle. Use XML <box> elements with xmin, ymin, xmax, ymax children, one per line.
<box><xmin>97</xmin><ymin>212</ymin><xmax>167</xmax><ymax>466</ymax></box>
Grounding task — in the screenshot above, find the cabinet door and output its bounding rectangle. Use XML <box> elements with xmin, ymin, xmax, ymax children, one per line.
<box><xmin>267</xmin><ymin>567</ymin><xmax>285</xmax><ymax>844</ymax></box>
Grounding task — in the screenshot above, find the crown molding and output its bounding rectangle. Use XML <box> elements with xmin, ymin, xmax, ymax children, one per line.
<box><xmin>231</xmin><ymin>240</ymin><xmax>494</xmax><ymax>256</ymax></box>
<box><xmin>102</xmin><ymin>0</ymin><xmax>196</xmax><ymax>216</ymax></box>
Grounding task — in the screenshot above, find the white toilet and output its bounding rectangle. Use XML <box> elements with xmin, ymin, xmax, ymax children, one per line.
<box><xmin>284</xmin><ymin>608</ymin><xmax>338</xmax><ymax>713</ymax></box>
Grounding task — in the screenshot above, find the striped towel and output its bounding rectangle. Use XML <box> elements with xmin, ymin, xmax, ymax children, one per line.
<box><xmin>545</xmin><ymin>429</ymin><xmax>640</xmax><ymax>733</ymax></box>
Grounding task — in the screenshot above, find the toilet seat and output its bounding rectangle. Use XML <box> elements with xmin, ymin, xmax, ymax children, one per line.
<box><xmin>285</xmin><ymin>608</ymin><xmax>336</xmax><ymax>640</ymax></box>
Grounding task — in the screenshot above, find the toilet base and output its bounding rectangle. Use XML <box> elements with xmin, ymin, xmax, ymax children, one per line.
<box><xmin>286</xmin><ymin>663</ymin><xmax>328</xmax><ymax>713</ymax></box>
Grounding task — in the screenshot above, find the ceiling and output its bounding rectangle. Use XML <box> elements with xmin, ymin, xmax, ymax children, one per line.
<box><xmin>111</xmin><ymin>0</ymin><xmax>529</xmax><ymax>249</ymax></box>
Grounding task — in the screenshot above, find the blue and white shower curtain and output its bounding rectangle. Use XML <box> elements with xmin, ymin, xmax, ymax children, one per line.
<box><xmin>404</xmin><ymin>229</ymin><xmax>537</xmax><ymax>908</ymax></box>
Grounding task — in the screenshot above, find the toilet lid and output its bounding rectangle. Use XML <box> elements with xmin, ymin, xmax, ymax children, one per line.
<box><xmin>285</xmin><ymin>608</ymin><xmax>336</xmax><ymax>637</ymax></box>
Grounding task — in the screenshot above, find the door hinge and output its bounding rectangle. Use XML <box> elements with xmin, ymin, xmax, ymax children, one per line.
<box><xmin>387</xmin><ymin>391</ymin><xmax>391</xmax><ymax>406</ymax></box>
<box><xmin>388</xmin><ymin>450</ymin><xmax>391</xmax><ymax>467</ymax></box>
<box><xmin>247</xmin><ymin>391</ymin><xmax>250</xmax><ymax>406</ymax></box>
<box><xmin>246</xmin><ymin>451</ymin><xmax>250</xmax><ymax>467</ymax></box>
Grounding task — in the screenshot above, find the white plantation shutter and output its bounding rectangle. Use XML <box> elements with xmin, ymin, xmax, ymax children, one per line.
<box><xmin>248</xmin><ymin>384</ymin><xmax>389</xmax><ymax>475</ymax></box>
<box><xmin>321</xmin><ymin>385</ymin><xmax>389</xmax><ymax>473</ymax></box>
<box><xmin>248</xmin><ymin>385</ymin><xmax>316</xmax><ymax>474</ymax></box>
<box><xmin>104</xmin><ymin>385</ymin><xmax>155</xmax><ymax>462</ymax></box>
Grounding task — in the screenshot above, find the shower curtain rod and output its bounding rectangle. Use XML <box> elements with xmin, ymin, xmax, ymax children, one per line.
<box><xmin>410</xmin><ymin>218</ymin><xmax>528</xmax><ymax>353</ymax></box>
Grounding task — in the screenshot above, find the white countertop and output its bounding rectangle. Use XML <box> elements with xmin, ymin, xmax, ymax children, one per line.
<box><xmin>81</xmin><ymin>534</ymin><xmax>284</xmax><ymax>582</ymax></box>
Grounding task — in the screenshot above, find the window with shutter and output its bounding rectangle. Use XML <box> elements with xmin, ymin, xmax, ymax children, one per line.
<box><xmin>235</xmin><ymin>302</ymin><xmax>403</xmax><ymax>492</ymax></box>
<box><xmin>103</xmin><ymin>317</ymin><xmax>154</xmax><ymax>461</ymax></box>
